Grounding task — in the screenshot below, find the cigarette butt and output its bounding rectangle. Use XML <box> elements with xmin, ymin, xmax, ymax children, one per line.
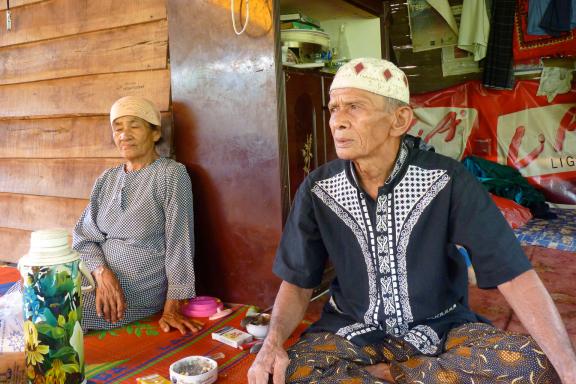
<box><xmin>238</xmin><ymin>340</ymin><xmax>263</xmax><ymax>351</ymax></box>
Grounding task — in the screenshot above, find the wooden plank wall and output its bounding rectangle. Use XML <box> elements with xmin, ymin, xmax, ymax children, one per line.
<box><xmin>0</xmin><ymin>0</ymin><xmax>172</xmax><ymax>263</ymax></box>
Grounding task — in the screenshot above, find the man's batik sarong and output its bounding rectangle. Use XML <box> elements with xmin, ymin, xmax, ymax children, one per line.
<box><xmin>286</xmin><ymin>323</ymin><xmax>560</xmax><ymax>384</ymax></box>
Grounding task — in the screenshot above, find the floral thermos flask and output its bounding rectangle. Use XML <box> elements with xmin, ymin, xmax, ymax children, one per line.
<box><xmin>18</xmin><ymin>229</ymin><xmax>95</xmax><ymax>384</ymax></box>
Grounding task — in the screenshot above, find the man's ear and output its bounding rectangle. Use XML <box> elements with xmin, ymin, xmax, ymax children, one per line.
<box><xmin>390</xmin><ymin>106</ymin><xmax>414</xmax><ymax>137</ymax></box>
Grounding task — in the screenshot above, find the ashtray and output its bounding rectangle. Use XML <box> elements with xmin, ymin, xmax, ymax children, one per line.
<box><xmin>169</xmin><ymin>355</ymin><xmax>218</xmax><ymax>384</ymax></box>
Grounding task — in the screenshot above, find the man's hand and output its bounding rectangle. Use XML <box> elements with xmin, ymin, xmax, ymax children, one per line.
<box><xmin>93</xmin><ymin>266</ymin><xmax>125</xmax><ymax>323</ymax></box>
<box><xmin>158</xmin><ymin>299</ymin><xmax>202</xmax><ymax>335</ymax></box>
<box><xmin>247</xmin><ymin>282</ymin><xmax>313</xmax><ymax>384</ymax></box>
<box><xmin>248</xmin><ymin>337</ymin><xmax>290</xmax><ymax>384</ymax></box>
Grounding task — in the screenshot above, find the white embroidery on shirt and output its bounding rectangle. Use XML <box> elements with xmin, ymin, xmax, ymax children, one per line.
<box><xmin>394</xmin><ymin>166</ymin><xmax>448</xmax><ymax>241</ymax></box>
<box><xmin>316</xmin><ymin>171</ymin><xmax>366</xmax><ymax>235</ymax></box>
<box><xmin>359</xmin><ymin>193</ymin><xmax>379</xmax><ymax>324</ymax></box>
<box><xmin>396</xmin><ymin>171</ymin><xmax>450</xmax><ymax>329</ymax></box>
<box><xmin>312</xmin><ymin>183</ymin><xmax>379</xmax><ymax>326</ymax></box>
<box><xmin>386</xmin><ymin>143</ymin><xmax>408</xmax><ymax>185</ymax></box>
<box><xmin>314</xmin><ymin>159</ymin><xmax>451</xmax><ymax>347</ymax></box>
<box><xmin>403</xmin><ymin>325</ymin><xmax>441</xmax><ymax>355</ymax></box>
<box><xmin>428</xmin><ymin>303</ymin><xmax>457</xmax><ymax>320</ymax></box>
<box><xmin>374</xmin><ymin>166</ymin><xmax>450</xmax><ymax>336</ymax></box>
<box><xmin>376</xmin><ymin>193</ymin><xmax>406</xmax><ymax>335</ymax></box>
<box><xmin>336</xmin><ymin>322</ymin><xmax>378</xmax><ymax>340</ymax></box>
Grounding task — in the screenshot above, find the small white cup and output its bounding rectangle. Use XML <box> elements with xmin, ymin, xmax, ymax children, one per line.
<box><xmin>245</xmin><ymin>314</ymin><xmax>270</xmax><ymax>339</ymax></box>
<box><xmin>246</xmin><ymin>323</ymin><xmax>269</xmax><ymax>339</ymax></box>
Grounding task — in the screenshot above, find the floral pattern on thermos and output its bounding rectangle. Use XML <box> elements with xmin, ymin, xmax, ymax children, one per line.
<box><xmin>22</xmin><ymin>261</ymin><xmax>84</xmax><ymax>384</ymax></box>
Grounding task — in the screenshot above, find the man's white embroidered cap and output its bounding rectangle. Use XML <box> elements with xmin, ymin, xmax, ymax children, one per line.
<box><xmin>330</xmin><ymin>58</ymin><xmax>410</xmax><ymax>104</ymax></box>
<box><xmin>110</xmin><ymin>96</ymin><xmax>162</xmax><ymax>127</ymax></box>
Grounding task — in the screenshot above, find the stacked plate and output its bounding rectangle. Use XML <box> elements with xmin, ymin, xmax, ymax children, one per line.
<box><xmin>181</xmin><ymin>296</ymin><xmax>223</xmax><ymax>318</ymax></box>
<box><xmin>281</xmin><ymin>29</ymin><xmax>330</xmax><ymax>48</ymax></box>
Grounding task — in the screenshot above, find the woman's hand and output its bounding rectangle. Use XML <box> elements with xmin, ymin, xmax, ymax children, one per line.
<box><xmin>158</xmin><ymin>299</ymin><xmax>202</xmax><ymax>335</ymax></box>
<box><xmin>92</xmin><ymin>266</ymin><xmax>126</xmax><ymax>323</ymax></box>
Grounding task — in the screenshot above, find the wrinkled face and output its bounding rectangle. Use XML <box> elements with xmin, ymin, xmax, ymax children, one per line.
<box><xmin>112</xmin><ymin>116</ymin><xmax>160</xmax><ymax>162</ymax></box>
<box><xmin>328</xmin><ymin>88</ymin><xmax>396</xmax><ymax>161</ymax></box>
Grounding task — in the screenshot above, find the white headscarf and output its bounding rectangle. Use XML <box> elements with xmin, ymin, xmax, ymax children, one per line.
<box><xmin>110</xmin><ymin>96</ymin><xmax>162</xmax><ymax>126</ymax></box>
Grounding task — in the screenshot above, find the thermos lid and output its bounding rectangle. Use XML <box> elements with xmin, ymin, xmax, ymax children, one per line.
<box><xmin>20</xmin><ymin>229</ymin><xmax>79</xmax><ymax>266</ymax></box>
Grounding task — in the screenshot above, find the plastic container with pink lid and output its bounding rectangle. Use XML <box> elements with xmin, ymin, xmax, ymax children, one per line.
<box><xmin>182</xmin><ymin>296</ymin><xmax>224</xmax><ymax>318</ymax></box>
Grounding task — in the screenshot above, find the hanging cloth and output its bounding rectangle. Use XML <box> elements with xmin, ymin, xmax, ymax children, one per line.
<box><xmin>458</xmin><ymin>0</ymin><xmax>490</xmax><ymax>61</ymax></box>
<box><xmin>515</xmin><ymin>0</ymin><xmax>576</xmax><ymax>61</ymax></box>
<box><xmin>482</xmin><ymin>0</ymin><xmax>515</xmax><ymax>89</ymax></box>
<box><xmin>528</xmin><ymin>0</ymin><xmax>552</xmax><ymax>35</ymax></box>
<box><xmin>537</xmin><ymin>66</ymin><xmax>574</xmax><ymax>102</ymax></box>
<box><xmin>539</xmin><ymin>0</ymin><xmax>574</xmax><ymax>37</ymax></box>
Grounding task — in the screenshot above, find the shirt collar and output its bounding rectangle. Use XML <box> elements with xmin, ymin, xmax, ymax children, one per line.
<box><xmin>347</xmin><ymin>139</ymin><xmax>410</xmax><ymax>190</ymax></box>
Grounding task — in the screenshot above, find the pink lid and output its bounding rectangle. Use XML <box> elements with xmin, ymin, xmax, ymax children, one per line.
<box><xmin>182</xmin><ymin>296</ymin><xmax>223</xmax><ymax>318</ymax></box>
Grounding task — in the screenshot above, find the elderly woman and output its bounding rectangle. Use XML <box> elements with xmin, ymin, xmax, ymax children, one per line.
<box><xmin>73</xmin><ymin>96</ymin><xmax>199</xmax><ymax>334</ymax></box>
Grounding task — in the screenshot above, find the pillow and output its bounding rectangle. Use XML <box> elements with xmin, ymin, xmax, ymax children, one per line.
<box><xmin>490</xmin><ymin>193</ymin><xmax>533</xmax><ymax>229</ymax></box>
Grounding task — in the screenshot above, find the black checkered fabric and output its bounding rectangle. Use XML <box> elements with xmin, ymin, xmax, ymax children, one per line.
<box><xmin>482</xmin><ymin>0</ymin><xmax>516</xmax><ymax>89</ymax></box>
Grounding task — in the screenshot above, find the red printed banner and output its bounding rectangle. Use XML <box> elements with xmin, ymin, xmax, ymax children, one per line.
<box><xmin>409</xmin><ymin>80</ymin><xmax>576</xmax><ymax>206</ymax></box>
<box><xmin>409</xmin><ymin>107</ymin><xmax>477</xmax><ymax>160</ymax></box>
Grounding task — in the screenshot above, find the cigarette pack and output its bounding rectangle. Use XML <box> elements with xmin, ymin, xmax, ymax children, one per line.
<box><xmin>136</xmin><ymin>373</ymin><xmax>171</xmax><ymax>384</ymax></box>
<box><xmin>211</xmin><ymin>326</ymin><xmax>253</xmax><ymax>348</ymax></box>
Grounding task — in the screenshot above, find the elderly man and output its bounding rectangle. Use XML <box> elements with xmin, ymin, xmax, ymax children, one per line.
<box><xmin>249</xmin><ymin>58</ymin><xmax>576</xmax><ymax>383</ymax></box>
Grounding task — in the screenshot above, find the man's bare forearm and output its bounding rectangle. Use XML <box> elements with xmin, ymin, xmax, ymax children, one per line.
<box><xmin>498</xmin><ymin>269</ymin><xmax>576</xmax><ymax>382</ymax></box>
<box><xmin>266</xmin><ymin>281</ymin><xmax>313</xmax><ymax>346</ymax></box>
